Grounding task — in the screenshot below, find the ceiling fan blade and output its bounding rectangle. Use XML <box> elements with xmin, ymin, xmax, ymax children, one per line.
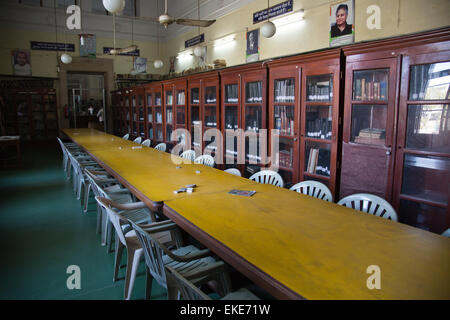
<box><xmin>108</xmin><ymin>45</ymin><xmax>138</xmax><ymax>55</ymax></box>
<box><xmin>175</xmin><ymin>18</ymin><xmax>216</xmax><ymax>27</ymax></box>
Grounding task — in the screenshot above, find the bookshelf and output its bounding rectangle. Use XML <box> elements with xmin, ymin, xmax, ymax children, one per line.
<box><xmin>268</xmin><ymin>49</ymin><xmax>341</xmax><ymax>193</ymax></box>
<box><xmin>342</xmin><ymin>27</ymin><xmax>450</xmax><ymax>234</ymax></box>
<box><xmin>220</xmin><ymin>63</ymin><xmax>267</xmax><ymax>176</ymax></box>
<box><xmin>188</xmin><ymin>71</ymin><xmax>220</xmax><ymax>158</ymax></box>
<box><xmin>163</xmin><ymin>78</ymin><xmax>187</xmax><ymax>152</ymax></box>
<box><xmin>111</xmin><ymin>90</ymin><xmax>122</xmax><ymax>136</ymax></box>
<box><xmin>144</xmin><ymin>84</ymin><xmax>153</xmax><ymax>144</ymax></box>
<box><xmin>128</xmin><ymin>87</ymin><xmax>145</xmax><ymax>140</ymax></box>
<box><xmin>4</xmin><ymin>88</ymin><xmax>59</xmax><ymax>141</ymax></box>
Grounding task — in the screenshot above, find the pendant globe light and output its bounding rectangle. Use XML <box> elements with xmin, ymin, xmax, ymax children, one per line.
<box><xmin>153</xmin><ymin>0</ymin><xmax>163</xmax><ymax>69</ymax></box>
<box><xmin>261</xmin><ymin>0</ymin><xmax>276</xmax><ymax>38</ymax></box>
<box><xmin>193</xmin><ymin>0</ymin><xmax>205</xmax><ymax>57</ymax></box>
<box><xmin>56</xmin><ymin>0</ymin><xmax>72</xmax><ymax>64</ymax></box>
<box><xmin>103</xmin><ymin>0</ymin><xmax>125</xmax><ymax>14</ymax></box>
<box><xmin>129</xmin><ymin>4</ymin><xmax>137</xmax><ymax>75</ymax></box>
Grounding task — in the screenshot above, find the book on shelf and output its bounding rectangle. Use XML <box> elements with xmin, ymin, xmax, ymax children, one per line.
<box><xmin>358</xmin><ymin>128</ymin><xmax>385</xmax><ymax>139</ymax></box>
<box><xmin>275</xmin><ymin>79</ymin><xmax>295</xmax><ymax>102</ymax></box>
<box><xmin>307</xmin><ymin>148</ymin><xmax>319</xmax><ymax>174</ymax></box>
<box><xmin>354</xmin><ymin>136</ymin><xmax>385</xmax><ymax>146</ymax></box>
<box><xmin>315</xmin><ymin>148</ymin><xmax>331</xmax><ymax>176</ymax></box>
<box><xmin>226</xmin><ymin>84</ymin><xmax>238</xmax><ymax>103</ymax></box>
<box><xmin>247</xmin><ymin>82</ymin><xmax>263</xmax><ymax>103</ymax></box>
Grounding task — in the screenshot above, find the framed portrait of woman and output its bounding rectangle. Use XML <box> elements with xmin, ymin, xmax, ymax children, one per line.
<box><xmin>330</xmin><ymin>0</ymin><xmax>355</xmax><ymax>47</ymax></box>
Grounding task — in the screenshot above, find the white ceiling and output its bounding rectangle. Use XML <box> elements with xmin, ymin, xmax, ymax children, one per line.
<box><xmin>0</xmin><ymin>0</ymin><xmax>258</xmax><ymax>42</ymax></box>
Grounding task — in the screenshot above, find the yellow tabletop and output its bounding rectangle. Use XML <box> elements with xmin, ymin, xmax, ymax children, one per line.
<box><xmin>63</xmin><ymin>128</ymin><xmax>450</xmax><ymax>300</ymax></box>
<box><xmin>63</xmin><ymin>128</ymin><xmax>256</xmax><ymax>203</ymax></box>
<box><xmin>164</xmin><ymin>182</ymin><xmax>450</xmax><ymax>300</ymax></box>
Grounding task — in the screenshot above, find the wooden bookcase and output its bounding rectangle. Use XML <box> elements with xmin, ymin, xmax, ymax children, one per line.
<box><xmin>267</xmin><ymin>49</ymin><xmax>342</xmax><ymax>193</ymax></box>
<box><xmin>342</xmin><ymin>28</ymin><xmax>450</xmax><ymax>234</ymax></box>
<box><xmin>187</xmin><ymin>71</ymin><xmax>220</xmax><ymax>158</ymax></box>
<box><xmin>111</xmin><ymin>89</ymin><xmax>122</xmax><ymax>136</ymax></box>
<box><xmin>3</xmin><ymin>88</ymin><xmax>58</xmax><ymax>140</ymax></box>
<box><xmin>162</xmin><ymin>78</ymin><xmax>188</xmax><ymax>152</ymax></box>
<box><xmin>220</xmin><ymin>63</ymin><xmax>267</xmax><ymax>177</ymax></box>
<box><xmin>129</xmin><ymin>86</ymin><xmax>145</xmax><ymax>140</ymax></box>
<box><xmin>149</xmin><ymin>82</ymin><xmax>164</xmax><ymax>145</ymax></box>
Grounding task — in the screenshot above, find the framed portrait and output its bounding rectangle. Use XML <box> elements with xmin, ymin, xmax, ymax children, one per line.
<box><xmin>246</xmin><ymin>29</ymin><xmax>259</xmax><ymax>63</ymax></box>
<box><xmin>330</xmin><ymin>0</ymin><xmax>355</xmax><ymax>47</ymax></box>
<box><xmin>133</xmin><ymin>57</ymin><xmax>147</xmax><ymax>74</ymax></box>
<box><xmin>12</xmin><ymin>49</ymin><xmax>32</xmax><ymax>76</ymax></box>
<box><xmin>79</xmin><ymin>34</ymin><xmax>96</xmax><ymax>58</ymax></box>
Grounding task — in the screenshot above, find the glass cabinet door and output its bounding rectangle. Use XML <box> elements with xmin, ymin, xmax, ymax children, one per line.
<box><xmin>340</xmin><ymin>59</ymin><xmax>397</xmax><ymax>201</ymax></box>
<box><xmin>394</xmin><ymin>58</ymin><xmax>450</xmax><ymax>234</ymax></box>
<box><xmin>154</xmin><ymin>90</ymin><xmax>163</xmax><ymax>142</ymax></box>
<box><xmin>190</xmin><ymin>87</ymin><xmax>201</xmax><ymax>150</ymax></box>
<box><xmin>270</xmin><ymin>71</ymin><xmax>299</xmax><ymax>186</ymax></box>
<box><xmin>223</xmin><ymin>80</ymin><xmax>241</xmax><ymax>170</ymax></box>
<box><xmin>203</xmin><ymin>83</ymin><xmax>219</xmax><ymax>155</ymax></box>
<box><xmin>243</xmin><ymin>79</ymin><xmax>265</xmax><ymax>175</ymax></box>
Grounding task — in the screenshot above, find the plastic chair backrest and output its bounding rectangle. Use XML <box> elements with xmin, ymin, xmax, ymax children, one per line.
<box><xmin>337</xmin><ymin>193</ymin><xmax>398</xmax><ymax>221</ymax></box>
<box><xmin>249</xmin><ymin>170</ymin><xmax>284</xmax><ymax>187</ymax></box>
<box><xmin>95</xmin><ymin>197</ymin><xmax>128</xmax><ymax>246</ymax></box>
<box><xmin>224</xmin><ymin>168</ymin><xmax>241</xmax><ymax>176</ymax></box>
<box><xmin>141</xmin><ymin>139</ymin><xmax>151</xmax><ymax>147</ymax></box>
<box><xmin>290</xmin><ymin>181</ymin><xmax>333</xmax><ymax>202</ymax></box>
<box><xmin>165</xmin><ymin>265</ymin><xmax>211</xmax><ymax>300</ymax></box>
<box><xmin>122</xmin><ymin>133</ymin><xmax>130</xmax><ymax>140</ymax></box>
<box><xmin>441</xmin><ymin>228</ymin><xmax>450</xmax><ymax>238</ymax></box>
<box><xmin>154</xmin><ymin>143</ymin><xmax>167</xmax><ymax>152</ymax></box>
<box><xmin>194</xmin><ymin>155</ymin><xmax>215</xmax><ymax>167</ymax></box>
<box><xmin>128</xmin><ymin>220</ymin><xmax>170</xmax><ymax>289</ymax></box>
<box><xmin>180</xmin><ymin>150</ymin><xmax>196</xmax><ymax>161</ymax></box>
<box><xmin>133</xmin><ymin>137</ymin><xmax>142</xmax><ymax>144</ymax></box>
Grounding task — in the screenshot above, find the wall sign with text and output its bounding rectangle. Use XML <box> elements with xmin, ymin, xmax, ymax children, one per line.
<box><xmin>185</xmin><ymin>34</ymin><xmax>205</xmax><ymax>48</ymax></box>
<box><xmin>253</xmin><ymin>0</ymin><xmax>293</xmax><ymax>24</ymax></box>
<box><xmin>31</xmin><ymin>41</ymin><xmax>75</xmax><ymax>52</ymax></box>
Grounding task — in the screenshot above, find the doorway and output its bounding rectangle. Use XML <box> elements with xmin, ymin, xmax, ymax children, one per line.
<box><xmin>67</xmin><ymin>73</ymin><xmax>106</xmax><ymax>131</ymax></box>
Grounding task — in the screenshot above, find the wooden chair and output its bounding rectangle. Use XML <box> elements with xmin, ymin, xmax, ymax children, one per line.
<box><xmin>141</xmin><ymin>139</ymin><xmax>151</xmax><ymax>147</ymax></box>
<box><xmin>128</xmin><ymin>219</ymin><xmax>231</xmax><ymax>300</ymax></box>
<box><xmin>154</xmin><ymin>143</ymin><xmax>167</xmax><ymax>152</ymax></box>
<box><xmin>95</xmin><ymin>197</ymin><xmax>170</xmax><ymax>300</ymax></box>
<box><xmin>165</xmin><ymin>263</ymin><xmax>260</xmax><ymax>300</ymax></box>
<box><xmin>194</xmin><ymin>154</ymin><xmax>215</xmax><ymax>167</ymax></box>
<box><xmin>122</xmin><ymin>133</ymin><xmax>130</xmax><ymax>140</ymax></box>
<box><xmin>133</xmin><ymin>137</ymin><xmax>142</xmax><ymax>144</ymax></box>
<box><xmin>180</xmin><ymin>150</ymin><xmax>196</xmax><ymax>161</ymax></box>
<box><xmin>337</xmin><ymin>193</ymin><xmax>398</xmax><ymax>221</ymax></box>
<box><xmin>290</xmin><ymin>181</ymin><xmax>333</xmax><ymax>202</ymax></box>
<box><xmin>249</xmin><ymin>170</ymin><xmax>284</xmax><ymax>187</ymax></box>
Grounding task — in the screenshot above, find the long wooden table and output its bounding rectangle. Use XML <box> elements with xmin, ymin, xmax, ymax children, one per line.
<box><xmin>63</xmin><ymin>128</ymin><xmax>450</xmax><ymax>300</ymax></box>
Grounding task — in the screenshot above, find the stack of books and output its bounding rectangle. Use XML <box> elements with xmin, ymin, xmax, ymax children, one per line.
<box><xmin>306</xmin><ymin>148</ymin><xmax>331</xmax><ymax>177</ymax></box>
<box><xmin>354</xmin><ymin>128</ymin><xmax>385</xmax><ymax>145</ymax></box>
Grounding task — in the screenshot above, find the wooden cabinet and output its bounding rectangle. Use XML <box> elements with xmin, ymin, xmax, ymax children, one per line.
<box><xmin>163</xmin><ymin>78</ymin><xmax>187</xmax><ymax>152</ymax></box>
<box><xmin>188</xmin><ymin>71</ymin><xmax>220</xmax><ymax>157</ymax></box>
<box><xmin>151</xmin><ymin>83</ymin><xmax>164</xmax><ymax>144</ymax></box>
<box><xmin>267</xmin><ymin>49</ymin><xmax>342</xmax><ymax>193</ymax></box>
<box><xmin>340</xmin><ymin>54</ymin><xmax>398</xmax><ymax>201</ymax></box>
<box><xmin>342</xmin><ymin>28</ymin><xmax>450</xmax><ymax>234</ymax></box>
<box><xmin>3</xmin><ymin>88</ymin><xmax>58</xmax><ymax>140</ymax></box>
<box><xmin>129</xmin><ymin>86</ymin><xmax>145</xmax><ymax>139</ymax></box>
<box><xmin>220</xmin><ymin>63</ymin><xmax>267</xmax><ymax>177</ymax></box>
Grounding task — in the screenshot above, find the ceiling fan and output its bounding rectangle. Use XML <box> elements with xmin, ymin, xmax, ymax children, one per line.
<box><xmin>139</xmin><ymin>0</ymin><xmax>216</xmax><ymax>29</ymax></box>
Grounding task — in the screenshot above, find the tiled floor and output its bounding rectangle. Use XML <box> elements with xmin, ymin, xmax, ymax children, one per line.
<box><xmin>0</xmin><ymin>141</ymin><xmax>166</xmax><ymax>300</ymax></box>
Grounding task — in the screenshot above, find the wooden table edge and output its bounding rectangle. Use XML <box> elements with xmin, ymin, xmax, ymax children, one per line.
<box><xmin>163</xmin><ymin>204</ymin><xmax>305</xmax><ymax>300</ymax></box>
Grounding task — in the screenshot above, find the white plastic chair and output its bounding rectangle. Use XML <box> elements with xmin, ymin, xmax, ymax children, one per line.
<box><xmin>128</xmin><ymin>219</ymin><xmax>232</xmax><ymax>300</ymax></box>
<box><xmin>165</xmin><ymin>263</ymin><xmax>260</xmax><ymax>300</ymax></box>
<box><xmin>180</xmin><ymin>150</ymin><xmax>196</xmax><ymax>161</ymax></box>
<box><xmin>133</xmin><ymin>137</ymin><xmax>142</xmax><ymax>144</ymax></box>
<box><xmin>441</xmin><ymin>228</ymin><xmax>450</xmax><ymax>238</ymax></box>
<box><xmin>290</xmin><ymin>181</ymin><xmax>333</xmax><ymax>202</ymax></box>
<box><xmin>86</xmin><ymin>170</ymin><xmax>153</xmax><ymax>251</ymax></box>
<box><xmin>337</xmin><ymin>193</ymin><xmax>398</xmax><ymax>221</ymax></box>
<box><xmin>96</xmin><ymin>197</ymin><xmax>163</xmax><ymax>300</ymax></box>
<box><xmin>249</xmin><ymin>170</ymin><xmax>284</xmax><ymax>188</ymax></box>
<box><xmin>224</xmin><ymin>168</ymin><xmax>241</xmax><ymax>177</ymax></box>
<box><xmin>154</xmin><ymin>143</ymin><xmax>167</xmax><ymax>152</ymax></box>
<box><xmin>194</xmin><ymin>155</ymin><xmax>215</xmax><ymax>167</ymax></box>
<box><xmin>122</xmin><ymin>133</ymin><xmax>130</xmax><ymax>140</ymax></box>
<box><xmin>141</xmin><ymin>139</ymin><xmax>151</xmax><ymax>147</ymax></box>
